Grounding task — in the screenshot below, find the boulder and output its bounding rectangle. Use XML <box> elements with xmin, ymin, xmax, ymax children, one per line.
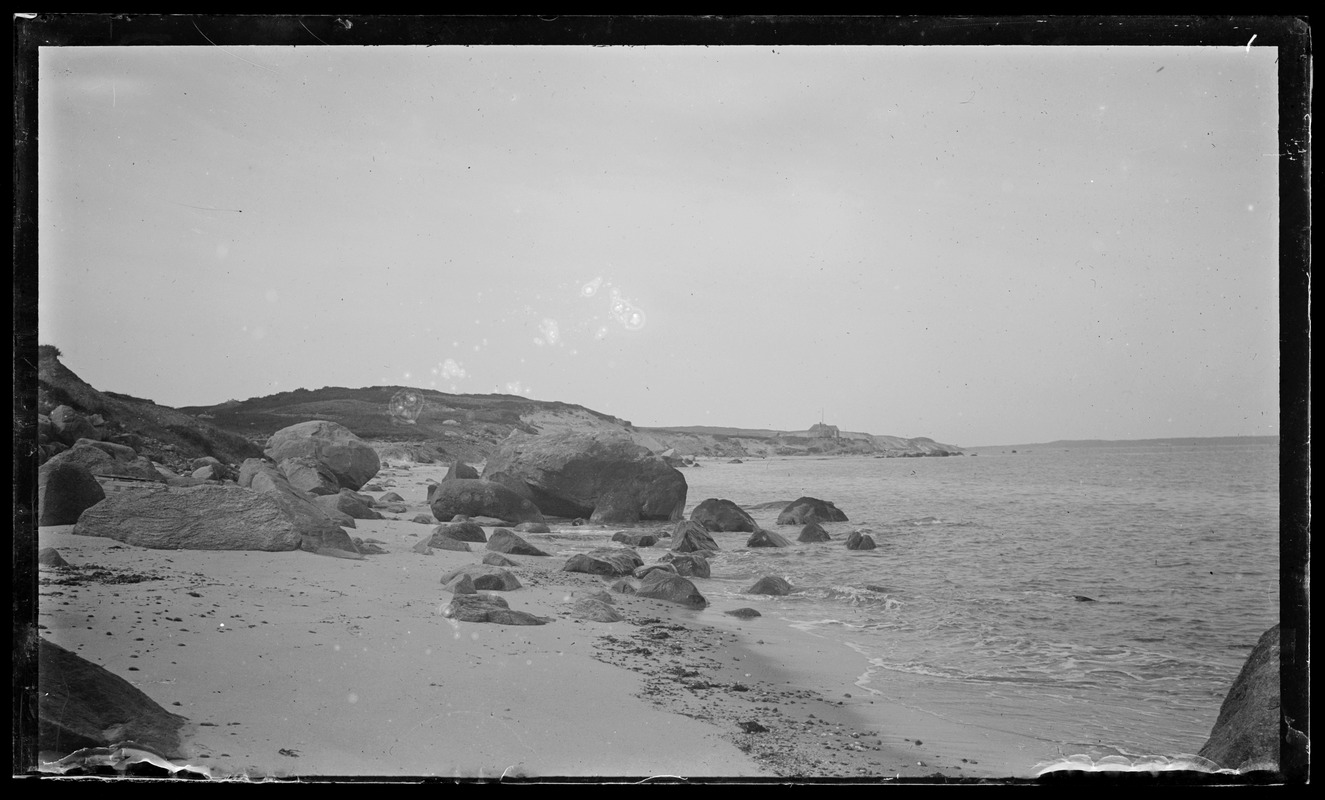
<box><xmin>690</xmin><ymin>498</ymin><xmax>756</xmax><ymax>533</ymax></box>
<box><xmin>660</xmin><ymin>552</ymin><xmax>711</xmax><ymax>579</ymax></box>
<box><xmin>190</xmin><ymin>456</ymin><xmax>233</xmax><ymax>480</ymax></box>
<box><xmin>746</xmin><ymin>528</ymin><xmax>791</xmax><ymax>548</ymax></box>
<box><xmin>725</xmin><ymin>608</ymin><xmax>762</xmax><ymax>619</ymax></box>
<box><xmin>513</xmin><ymin>521</ymin><xmax>551</xmax><ymax>534</ymax></box>
<box><xmin>279</xmin><ymin>456</ymin><xmax>341</xmax><ymax>496</ymax></box>
<box><xmin>570</xmin><ymin>598</ymin><xmax>624</xmax><ymax>623</ymax></box>
<box><xmin>264</xmin><ymin>420</ymin><xmax>380</xmax><ymax>491</ymax></box>
<box><xmin>746</xmin><ymin>576</ymin><xmax>793</xmax><ymax>596</ymax></box>
<box><xmin>73</xmin><ymin>484</ymin><xmax>358</xmax><ymax>554</ymax></box>
<box><xmin>609</xmin><ymin>579</ymin><xmax>636</xmax><ymax>595</ymax></box>
<box><xmin>411</xmin><ymin>514</ymin><xmax>434</xmax><ymax>525</ymax></box>
<box><xmin>49</xmin><ymin>405</ymin><xmax>98</xmax><ymax>445</ymax></box>
<box><xmin>428</xmin><ymin>478</ymin><xmax>545</xmax><ymax>525</ymax></box>
<box><xmin>38</xmin><ymin>638</ymin><xmax>188</xmax><ymax>758</ymax></box>
<box><xmin>313</xmin><ymin>489</ymin><xmax>383</xmax><ymax>521</ymax></box>
<box><xmin>635</xmin><ymin>570</ymin><xmax>708</xmax><ymax>609</ymax></box>
<box><xmin>846</xmin><ymin>530</ymin><xmax>877</xmax><ymax>550</ymax></box>
<box><xmin>482</xmin><ymin>552</ymin><xmax>520</xmax><ymax>567</ymax></box>
<box><xmin>43</xmin><ymin>442</ymin><xmax>164</xmax><ymax>483</ymax></box>
<box><xmin>443</xmin><ymin>594</ymin><xmax>551</xmax><ymax>625</ymax></box>
<box><xmin>426</xmin><ymin>535</ymin><xmax>471</xmax><ymax>552</ymax></box>
<box><xmin>634</xmin><ymin>564</ymin><xmax>678</xmax><ymax>580</ymax></box>
<box><xmin>37</xmin><ymin>460</ymin><xmax>106</xmax><ymax>526</ymax></box>
<box><xmin>486</xmin><ymin>529</ymin><xmax>550</xmax><ymax>556</ymax></box>
<box><xmin>444</xmin><ymin>461</ymin><xmax>481</xmax><ymax>481</ymax></box>
<box><xmin>443</xmin><ymin>573</ymin><xmax>477</xmax><ymax>594</ymax></box>
<box><xmin>798</xmin><ymin>522</ymin><xmax>832</xmax><ymax>543</ymax></box>
<box><xmin>483</xmin><ymin>430</ymin><xmax>687</xmax><ymax>523</ymax></box>
<box><xmin>191</xmin><ymin>465</ymin><xmax>225</xmax><ymax>481</ymax></box>
<box><xmin>379</xmin><ymin>491</ymin><xmax>405</xmax><ymax>503</ymax></box>
<box><xmin>411</xmin><ymin>539</ymin><xmax>435</xmax><ymax>555</ymax></box>
<box><xmin>776</xmin><ymin>496</ymin><xmax>849</xmax><ymax>526</ymax></box>
<box><xmin>562</xmin><ymin>548</ymin><xmax>643</xmax><ymax>577</ymax></box>
<box><xmin>668</xmin><ymin>520</ymin><xmax>720</xmax><ymax>553</ymax></box>
<box><xmin>1197</xmin><ymin>624</ymin><xmax>1281</xmax><ymax>771</ymax></box>
<box><xmin>434</xmin><ymin>522</ymin><xmax>487</xmax><ymax>543</ymax></box>
<box><xmin>38</xmin><ymin>547</ymin><xmax>70</xmax><ymax>567</ymax></box>
<box><xmin>439</xmin><ymin>565</ymin><xmax>522</xmax><ymax>591</ymax></box>
<box><xmin>611</xmin><ymin>531</ymin><xmax>659</xmax><ymax>548</ymax></box>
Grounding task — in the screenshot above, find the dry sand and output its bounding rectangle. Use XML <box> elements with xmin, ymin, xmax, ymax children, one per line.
<box><xmin>30</xmin><ymin>463</ymin><xmax>1008</xmax><ymax>782</ymax></box>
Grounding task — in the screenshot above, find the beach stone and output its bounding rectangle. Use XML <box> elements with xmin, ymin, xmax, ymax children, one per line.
<box><xmin>37</xmin><ymin>459</ymin><xmax>106</xmax><ymax>526</ymax></box>
<box><xmin>73</xmin><ymin>483</ymin><xmax>359</xmax><ymax>554</ymax></box>
<box><xmin>443</xmin><ymin>594</ymin><xmax>551</xmax><ymax>625</ymax></box>
<box><xmin>660</xmin><ymin>551</ymin><xmax>711</xmax><ymax>579</ymax></box>
<box><xmin>483</xmin><ymin>429</ymin><xmax>687</xmax><ymax>523</ymax></box>
<box><xmin>513</xmin><ymin>521</ymin><xmax>551</xmax><ymax>533</ymax></box>
<box><xmin>482</xmin><ymin>552</ymin><xmax>520</xmax><ymax>567</ymax></box>
<box><xmin>444</xmin><ymin>461</ymin><xmax>481</xmax><ymax>481</ymax></box>
<box><xmin>690</xmin><ymin>498</ymin><xmax>757</xmax><ymax>532</ymax></box>
<box><xmin>313</xmin><ymin>489</ymin><xmax>384</xmax><ymax>521</ymax></box>
<box><xmin>611</xmin><ymin>531</ymin><xmax>659</xmax><ymax>548</ymax></box>
<box><xmin>411</xmin><ymin>514</ymin><xmax>434</xmax><ymax>524</ymax></box>
<box><xmin>746</xmin><ymin>527</ymin><xmax>792</xmax><ymax>548</ymax></box>
<box><xmin>635</xmin><ymin>570</ymin><xmax>708</xmax><ymax>609</ymax></box>
<box><xmin>411</xmin><ymin>539</ymin><xmax>435</xmax><ymax>555</ymax></box>
<box><xmin>428</xmin><ymin>478</ymin><xmax>546</xmax><ymax>526</ymax></box>
<box><xmin>746</xmin><ymin>576</ymin><xmax>793</xmax><ymax>596</ymax></box>
<box><xmin>352</xmin><ymin>537</ymin><xmax>388</xmax><ymax>555</ymax></box>
<box><xmin>487</xmin><ymin>528</ymin><xmax>550</xmax><ymax>556</ymax></box>
<box><xmin>797</xmin><ymin>522</ymin><xmax>832</xmax><ymax>543</ymax></box>
<box><xmin>379</xmin><ymin>503</ymin><xmax>408</xmax><ymax>514</ymax></box>
<box><xmin>1197</xmin><ymin>624</ymin><xmax>1281</xmax><ymax>771</ymax></box>
<box><xmin>846</xmin><ymin>530</ymin><xmax>877</xmax><ymax>550</ymax></box>
<box><xmin>43</xmin><ymin>442</ymin><xmax>165</xmax><ymax>484</ymax></box>
<box><xmin>725</xmin><ymin>608</ymin><xmax>762</xmax><ymax>619</ymax></box>
<box><xmin>424</xmin><ymin>531</ymin><xmax>472</xmax><ymax>552</ymax></box>
<box><xmin>577</xmin><ymin>589</ymin><xmax>615</xmax><ymax>605</ymax></box>
<box><xmin>562</xmin><ymin>548</ymin><xmax>644</xmax><ymax>577</ymax></box>
<box><xmin>634</xmin><ymin>564</ymin><xmax>678</xmax><ymax>580</ymax></box>
<box><xmin>609</xmin><ymin>579</ymin><xmax>636</xmax><ymax>595</ymax></box>
<box><xmin>38</xmin><ymin>547</ymin><xmax>70</xmax><ymax>567</ymax></box>
<box><xmin>49</xmin><ymin>405</ymin><xmax>98</xmax><ymax>445</ymax></box>
<box><xmin>361</xmin><ymin>483</ymin><xmax>386</xmax><ymax>492</ymax></box>
<box><xmin>440</xmin><ymin>565</ymin><xmax>522</xmax><ymax>591</ymax></box>
<box><xmin>443</xmin><ymin>573</ymin><xmax>478</xmax><ymax>594</ymax></box>
<box><xmin>433</xmin><ymin>522</ymin><xmax>488</xmax><ymax>543</ymax></box>
<box><xmin>38</xmin><ymin>637</ymin><xmax>188</xmax><ymax>758</ymax></box>
<box><xmin>668</xmin><ymin>519</ymin><xmax>720</xmax><ymax>552</ymax></box>
<box><xmin>189</xmin><ymin>457</ymin><xmax>235</xmax><ymax>481</ymax></box>
<box><xmin>279</xmin><ymin>456</ymin><xmax>341</xmax><ymax>496</ymax></box>
<box><xmin>570</xmin><ymin>598</ymin><xmax>624</xmax><ymax>623</ymax></box>
<box><xmin>777</xmin><ymin>496</ymin><xmax>849</xmax><ymax>525</ymax></box>
<box><xmin>264</xmin><ymin>420</ymin><xmax>380</xmax><ymax>491</ymax></box>
<box><xmin>379</xmin><ymin>491</ymin><xmax>404</xmax><ymax>503</ymax></box>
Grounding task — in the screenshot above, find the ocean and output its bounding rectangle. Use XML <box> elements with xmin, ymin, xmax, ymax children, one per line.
<box><xmin>547</xmin><ymin>441</ymin><xmax>1280</xmax><ymax>775</ymax></box>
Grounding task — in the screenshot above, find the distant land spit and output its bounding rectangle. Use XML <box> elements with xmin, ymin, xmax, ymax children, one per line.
<box><xmin>968</xmin><ymin>436</ymin><xmax>1279</xmax><ymax>450</ymax></box>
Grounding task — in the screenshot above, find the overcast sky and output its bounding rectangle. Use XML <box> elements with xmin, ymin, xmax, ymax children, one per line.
<box><xmin>37</xmin><ymin>44</ymin><xmax>1280</xmax><ymax>447</ymax></box>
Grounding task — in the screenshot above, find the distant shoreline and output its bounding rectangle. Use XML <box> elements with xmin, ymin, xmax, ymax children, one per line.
<box><xmin>967</xmin><ymin>435</ymin><xmax>1279</xmax><ymax>451</ymax></box>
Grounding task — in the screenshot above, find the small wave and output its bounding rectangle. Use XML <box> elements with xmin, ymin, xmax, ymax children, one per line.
<box><xmin>1034</xmin><ymin>753</ymin><xmax>1232</xmax><ymax>775</ymax></box>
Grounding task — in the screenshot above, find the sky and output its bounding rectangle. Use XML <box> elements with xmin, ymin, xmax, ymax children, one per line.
<box><xmin>36</xmin><ymin>43</ymin><xmax>1282</xmax><ymax>447</ymax></box>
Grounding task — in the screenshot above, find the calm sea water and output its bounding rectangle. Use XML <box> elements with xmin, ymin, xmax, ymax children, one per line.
<box><xmin>660</xmin><ymin>443</ymin><xmax>1280</xmax><ymax>774</ymax></box>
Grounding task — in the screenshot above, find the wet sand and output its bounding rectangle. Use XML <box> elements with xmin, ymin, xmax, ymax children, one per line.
<box><xmin>32</xmin><ymin>462</ymin><xmax>1008</xmax><ymax>782</ymax></box>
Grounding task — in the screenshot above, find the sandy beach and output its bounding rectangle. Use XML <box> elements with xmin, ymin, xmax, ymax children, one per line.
<box><xmin>33</xmin><ymin>462</ymin><xmax>1007</xmax><ymax>782</ymax></box>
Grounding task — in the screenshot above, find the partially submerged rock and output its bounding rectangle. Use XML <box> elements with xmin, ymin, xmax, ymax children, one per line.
<box><xmin>611</xmin><ymin>531</ymin><xmax>659</xmax><ymax>548</ymax></box>
<box><xmin>562</xmin><ymin>548</ymin><xmax>644</xmax><ymax>577</ymax></box>
<box><xmin>746</xmin><ymin>576</ymin><xmax>793</xmax><ymax>596</ymax></box>
<box><xmin>846</xmin><ymin>530</ymin><xmax>877</xmax><ymax>550</ymax></box>
<box><xmin>797</xmin><ymin>522</ymin><xmax>831</xmax><ymax>543</ymax></box>
<box><xmin>690</xmin><ymin>498</ymin><xmax>756</xmax><ymax>533</ymax></box>
<box><xmin>777</xmin><ymin>496</ymin><xmax>848</xmax><ymax>526</ymax></box>
<box><xmin>668</xmin><ymin>520</ymin><xmax>719</xmax><ymax>553</ymax></box>
<box><xmin>1197</xmin><ymin>624</ymin><xmax>1281</xmax><ymax>771</ymax></box>
<box><xmin>486</xmin><ymin>528</ymin><xmax>550</xmax><ymax>556</ymax></box>
<box><xmin>636</xmin><ymin>570</ymin><xmax>708</xmax><ymax>609</ymax></box>
<box><xmin>746</xmin><ymin>527</ymin><xmax>791</xmax><ymax>548</ymax></box>
<box><xmin>660</xmin><ymin>551</ymin><xmax>711</xmax><ymax>579</ymax></box>
<box><xmin>725</xmin><ymin>608</ymin><xmax>762</xmax><ymax>619</ymax></box>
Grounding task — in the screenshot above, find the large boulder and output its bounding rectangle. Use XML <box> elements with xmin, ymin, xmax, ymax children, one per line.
<box><xmin>776</xmin><ymin>496</ymin><xmax>849</xmax><ymax>526</ymax></box>
<box><xmin>279</xmin><ymin>456</ymin><xmax>341</xmax><ymax>496</ymax></box>
<box><xmin>690</xmin><ymin>498</ymin><xmax>756</xmax><ymax>532</ymax></box>
<box><xmin>660</xmin><ymin>552</ymin><xmax>711</xmax><ymax>579</ymax></box>
<box><xmin>38</xmin><ymin>638</ymin><xmax>188</xmax><ymax>758</ymax></box>
<box><xmin>746</xmin><ymin>576</ymin><xmax>793</xmax><ymax>596</ymax></box>
<box><xmin>433</xmin><ymin>521</ymin><xmax>488</xmax><ymax>543</ymax></box>
<box><xmin>427</xmin><ymin>478</ymin><xmax>546</xmax><ymax>525</ymax></box>
<box><xmin>73</xmin><ymin>484</ymin><xmax>357</xmax><ymax>554</ymax></box>
<box><xmin>37</xmin><ymin>460</ymin><xmax>106</xmax><ymax>526</ymax></box>
<box><xmin>483</xmin><ymin>430</ymin><xmax>687</xmax><ymax>523</ymax></box>
<box><xmin>438</xmin><ymin>565</ymin><xmax>522</xmax><ymax>591</ymax></box>
<box><xmin>49</xmin><ymin>405</ymin><xmax>99</xmax><ymax>445</ymax></box>
<box><xmin>563</xmin><ymin>548</ymin><xmax>644</xmax><ymax>577</ymax></box>
<box><xmin>1197</xmin><ymin>624</ymin><xmax>1281</xmax><ymax>771</ymax></box>
<box><xmin>746</xmin><ymin>527</ymin><xmax>791</xmax><ymax>548</ymax></box>
<box><xmin>569</xmin><ymin>598</ymin><xmax>624</xmax><ymax>623</ymax></box>
<box><xmin>444</xmin><ymin>461</ymin><xmax>481</xmax><ymax>481</ymax></box>
<box><xmin>43</xmin><ymin>442</ymin><xmax>164</xmax><ymax>483</ymax></box>
<box><xmin>635</xmin><ymin>570</ymin><xmax>708</xmax><ymax>609</ymax></box>
<box><xmin>486</xmin><ymin>529</ymin><xmax>550</xmax><ymax>556</ymax></box>
<box><xmin>264</xmin><ymin>420</ymin><xmax>380</xmax><ymax>491</ymax></box>
<box><xmin>797</xmin><ymin>522</ymin><xmax>832</xmax><ymax>543</ymax></box>
<box><xmin>314</xmin><ymin>489</ymin><xmax>384</xmax><ymax>521</ymax></box>
<box><xmin>668</xmin><ymin>520</ymin><xmax>720</xmax><ymax>553</ymax></box>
